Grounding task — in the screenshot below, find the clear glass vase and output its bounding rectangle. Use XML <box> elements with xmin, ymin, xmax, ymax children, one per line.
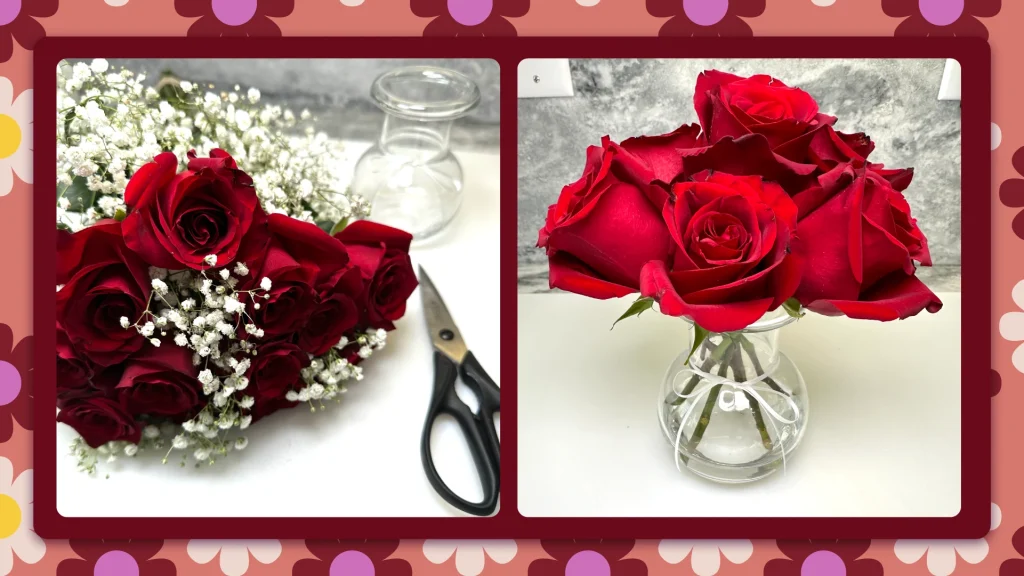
<box><xmin>352</xmin><ymin>66</ymin><xmax>480</xmax><ymax>241</ymax></box>
<box><xmin>658</xmin><ymin>308</ymin><xmax>809</xmax><ymax>483</ymax></box>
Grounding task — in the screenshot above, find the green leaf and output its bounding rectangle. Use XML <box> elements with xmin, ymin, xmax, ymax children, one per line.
<box><xmin>610</xmin><ymin>297</ymin><xmax>654</xmax><ymax>330</ymax></box>
<box><xmin>62</xmin><ymin>176</ymin><xmax>96</xmax><ymax>211</ymax></box>
<box><xmin>114</xmin><ymin>207</ymin><xmax>127</xmax><ymax>222</ymax></box>
<box><xmin>782</xmin><ymin>298</ymin><xmax>805</xmax><ymax>319</ymax></box>
<box><xmin>684</xmin><ymin>324</ymin><xmax>709</xmax><ymax>366</ymax></box>
<box><xmin>329</xmin><ymin>217</ymin><xmax>350</xmax><ymax>236</ymax></box>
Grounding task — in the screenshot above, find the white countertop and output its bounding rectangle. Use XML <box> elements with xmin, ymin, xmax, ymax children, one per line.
<box><xmin>56</xmin><ymin>146</ymin><xmax>501</xmax><ymax>518</ymax></box>
<box><xmin>517</xmin><ymin>292</ymin><xmax>961</xmax><ymax>518</ymax></box>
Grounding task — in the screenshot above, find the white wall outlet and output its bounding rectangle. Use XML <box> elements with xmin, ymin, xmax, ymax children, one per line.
<box><xmin>938</xmin><ymin>59</ymin><xmax>961</xmax><ymax>101</ymax></box>
<box><xmin>518</xmin><ymin>59</ymin><xmax>574</xmax><ymax>98</ymax></box>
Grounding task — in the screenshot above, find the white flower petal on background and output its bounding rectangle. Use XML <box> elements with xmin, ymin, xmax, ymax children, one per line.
<box><xmin>0</xmin><ymin>77</ymin><xmax>33</xmax><ymax>196</ymax></box>
<box><xmin>0</xmin><ymin>458</ymin><xmax>46</xmax><ymax>576</ymax></box>
<box><xmin>992</xmin><ymin>122</ymin><xmax>1002</xmax><ymax>150</ymax></box>
<box><xmin>894</xmin><ymin>503</ymin><xmax>1000</xmax><ymax>576</ymax></box>
<box><xmin>999</xmin><ymin>280</ymin><xmax>1024</xmax><ymax>372</ymax></box>
<box><xmin>658</xmin><ymin>540</ymin><xmax>752</xmax><ymax>576</ymax></box>
<box><xmin>422</xmin><ymin>540</ymin><xmax>517</xmax><ymax>576</ymax></box>
<box><xmin>187</xmin><ymin>540</ymin><xmax>281</xmax><ymax>576</ymax></box>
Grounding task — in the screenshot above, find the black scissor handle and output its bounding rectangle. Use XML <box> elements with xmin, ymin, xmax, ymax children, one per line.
<box><xmin>421</xmin><ymin>351</ymin><xmax>500</xmax><ymax>516</ymax></box>
<box><xmin>459</xmin><ymin>351</ymin><xmax>501</xmax><ymax>466</ymax></box>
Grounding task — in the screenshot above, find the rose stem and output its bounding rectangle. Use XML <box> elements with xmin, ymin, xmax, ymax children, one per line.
<box><xmin>729</xmin><ymin>347</ymin><xmax>773</xmax><ymax>452</ymax></box>
<box><xmin>685</xmin><ymin>345</ymin><xmax>736</xmax><ymax>454</ymax></box>
<box><xmin>669</xmin><ymin>336</ymin><xmax>732</xmax><ymax>406</ymax></box>
<box><xmin>736</xmin><ymin>334</ymin><xmax>790</xmax><ymax>397</ymax></box>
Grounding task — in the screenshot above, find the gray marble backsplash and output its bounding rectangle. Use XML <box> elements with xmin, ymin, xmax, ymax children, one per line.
<box><xmin>81</xmin><ymin>58</ymin><xmax>500</xmax><ymax>150</ymax></box>
<box><xmin>518</xmin><ymin>59</ymin><xmax>961</xmax><ymax>293</ymax></box>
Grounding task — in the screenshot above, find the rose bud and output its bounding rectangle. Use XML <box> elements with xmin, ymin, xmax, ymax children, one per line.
<box><xmin>56</xmin><ymin>221</ymin><xmax>152</xmax><ymax>366</ymax></box>
<box><xmin>537</xmin><ymin>136</ymin><xmax>672</xmax><ymax>299</ymax></box>
<box><xmin>57</xmin><ymin>397</ymin><xmax>141</xmax><ymax>448</ymax></box>
<box><xmin>57</xmin><ymin>322</ymin><xmax>94</xmax><ymax>405</ymax></box>
<box><xmin>640</xmin><ymin>171</ymin><xmax>804</xmax><ymax>333</ymax></box>
<box><xmin>334</xmin><ymin>220</ymin><xmax>418</xmax><ymax>332</ymax></box>
<box><xmin>122</xmin><ymin>149</ymin><xmax>269</xmax><ymax>271</ymax></box>
<box><xmin>248</xmin><ymin>341</ymin><xmax>310</xmax><ymax>421</ymax></box>
<box><xmin>792</xmin><ymin>164</ymin><xmax>941</xmax><ymax>320</ymax></box>
<box><xmin>116</xmin><ymin>345</ymin><xmax>204</xmax><ymax>421</ymax></box>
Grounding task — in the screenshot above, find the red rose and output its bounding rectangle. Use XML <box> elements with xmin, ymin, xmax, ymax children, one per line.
<box><xmin>537</xmin><ymin>137</ymin><xmax>673</xmax><ymax>299</ymax></box>
<box><xmin>248</xmin><ymin>341</ymin><xmax>309</xmax><ymax>421</ymax></box>
<box><xmin>793</xmin><ymin>164</ymin><xmax>941</xmax><ymax>320</ymax></box>
<box><xmin>249</xmin><ymin>214</ymin><xmax>353</xmax><ymax>339</ymax></box>
<box><xmin>334</xmin><ymin>220</ymin><xmax>418</xmax><ymax>331</ymax></box>
<box><xmin>57</xmin><ymin>397</ymin><xmax>140</xmax><ymax>448</ymax></box>
<box><xmin>122</xmin><ymin>149</ymin><xmax>269</xmax><ymax>270</ymax></box>
<box><xmin>116</xmin><ymin>345</ymin><xmax>203</xmax><ymax>420</ymax></box>
<box><xmin>56</xmin><ymin>221</ymin><xmax>152</xmax><ymax>366</ymax></box>
<box><xmin>807</xmin><ymin>125</ymin><xmax>915</xmax><ymax>191</ymax></box>
<box><xmin>640</xmin><ymin>171</ymin><xmax>804</xmax><ymax>332</ymax></box>
<box><xmin>56</xmin><ymin>322</ymin><xmax>94</xmax><ymax>405</ymax></box>
<box><xmin>296</xmin><ymin>283</ymin><xmax>360</xmax><ymax>356</ymax></box>
<box><xmin>695</xmin><ymin>69</ymin><xmax>836</xmax><ymax>154</ymax></box>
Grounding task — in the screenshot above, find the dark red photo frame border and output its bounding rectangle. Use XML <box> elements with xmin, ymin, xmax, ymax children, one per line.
<box><xmin>33</xmin><ymin>36</ymin><xmax>990</xmax><ymax>540</ymax></box>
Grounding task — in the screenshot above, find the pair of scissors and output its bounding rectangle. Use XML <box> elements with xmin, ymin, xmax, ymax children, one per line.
<box><xmin>418</xmin><ymin>266</ymin><xmax>501</xmax><ymax>516</ymax></box>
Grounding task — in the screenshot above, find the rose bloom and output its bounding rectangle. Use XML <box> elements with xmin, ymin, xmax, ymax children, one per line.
<box><xmin>640</xmin><ymin>171</ymin><xmax>804</xmax><ymax>332</ymax></box>
<box><xmin>695</xmin><ymin>69</ymin><xmax>836</xmax><ymax>156</ymax></box>
<box><xmin>56</xmin><ymin>221</ymin><xmax>152</xmax><ymax>366</ymax></box>
<box><xmin>249</xmin><ymin>214</ymin><xmax>356</xmax><ymax>340</ymax></box>
<box><xmin>792</xmin><ymin>164</ymin><xmax>941</xmax><ymax>320</ymax></box>
<box><xmin>537</xmin><ymin>136</ymin><xmax>673</xmax><ymax>299</ymax></box>
<box><xmin>116</xmin><ymin>345</ymin><xmax>204</xmax><ymax>421</ymax></box>
<box><xmin>335</xmin><ymin>220</ymin><xmax>418</xmax><ymax>332</ymax></box>
<box><xmin>122</xmin><ymin>149</ymin><xmax>269</xmax><ymax>270</ymax></box>
<box><xmin>57</xmin><ymin>397</ymin><xmax>140</xmax><ymax>448</ymax></box>
<box><xmin>248</xmin><ymin>341</ymin><xmax>310</xmax><ymax>421</ymax></box>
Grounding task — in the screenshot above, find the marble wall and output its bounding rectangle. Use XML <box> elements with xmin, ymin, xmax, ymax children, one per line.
<box><xmin>518</xmin><ymin>59</ymin><xmax>961</xmax><ymax>293</ymax></box>
<box><xmin>81</xmin><ymin>58</ymin><xmax>500</xmax><ymax>149</ymax></box>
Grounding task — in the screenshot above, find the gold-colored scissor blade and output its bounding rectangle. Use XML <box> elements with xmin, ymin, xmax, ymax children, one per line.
<box><xmin>418</xmin><ymin>265</ymin><xmax>468</xmax><ymax>363</ymax></box>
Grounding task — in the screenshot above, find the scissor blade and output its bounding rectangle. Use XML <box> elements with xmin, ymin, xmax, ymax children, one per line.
<box><xmin>418</xmin><ymin>266</ymin><xmax>468</xmax><ymax>363</ymax></box>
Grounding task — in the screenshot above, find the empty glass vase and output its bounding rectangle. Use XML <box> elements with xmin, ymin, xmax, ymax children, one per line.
<box><xmin>658</xmin><ymin>309</ymin><xmax>810</xmax><ymax>483</ymax></box>
<box><xmin>352</xmin><ymin>66</ymin><xmax>480</xmax><ymax>241</ymax></box>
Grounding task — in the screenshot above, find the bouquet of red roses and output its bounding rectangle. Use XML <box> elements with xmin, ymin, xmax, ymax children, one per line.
<box><xmin>56</xmin><ymin>149</ymin><xmax>418</xmax><ymax>472</ymax></box>
<box><xmin>538</xmin><ymin>70</ymin><xmax>942</xmax><ymax>335</ymax></box>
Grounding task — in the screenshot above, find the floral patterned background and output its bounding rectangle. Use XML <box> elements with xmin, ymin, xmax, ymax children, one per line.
<box><xmin>1</xmin><ymin>0</ymin><xmax>1021</xmax><ymax>574</ymax></box>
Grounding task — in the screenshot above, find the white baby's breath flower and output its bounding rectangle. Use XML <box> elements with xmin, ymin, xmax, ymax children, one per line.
<box><xmin>180</xmin><ymin>80</ymin><xmax>193</xmax><ymax>92</ymax></box>
<box><xmin>239</xmin><ymin>396</ymin><xmax>255</xmax><ymax>409</ymax></box>
<box><xmin>174</xmin><ymin>334</ymin><xmax>188</xmax><ymax>347</ymax></box>
<box><xmin>124</xmin><ymin>444</ymin><xmax>138</xmax><ymax>457</ymax></box>
<box><xmin>172</xmin><ymin>435</ymin><xmax>189</xmax><ymax>450</ymax></box>
<box><xmin>358</xmin><ymin>346</ymin><xmax>372</xmax><ymax>359</ymax></box>
<box><xmin>203</xmin><ymin>254</ymin><xmax>218</xmax><ymax>267</ymax></box>
<box><xmin>143</xmin><ymin>425</ymin><xmax>161</xmax><ymax>440</ymax></box>
<box><xmin>140</xmin><ymin>322</ymin><xmax>155</xmax><ymax>337</ymax></box>
<box><xmin>149</xmin><ymin>338</ymin><xmax>162</xmax><ymax>347</ymax></box>
<box><xmin>233</xmin><ymin>262</ymin><xmax>249</xmax><ymax>276</ymax></box>
<box><xmin>285</xmin><ymin>390</ymin><xmax>299</xmax><ymax>402</ymax></box>
<box><xmin>239</xmin><ymin>415</ymin><xmax>252</xmax><ymax>429</ymax></box>
<box><xmin>219</xmin><ymin>268</ymin><xmax>230</xmax><ymax>280</ymax></box>
<box><xmin>198</xmin><ymin>369</ymin><xmax>214</xmax><ymax>385</ymax></box>
<box><xmin>234</xmin><ymin>437</ymin><xmax>249</xmax><ymax>450</ymax></box>
<box><xmin>90</xmin><ymin>58</ymin><xmax>109</xmax><ymax>73</ymax></box>
<box><xmin>119</xmin><ymin>316</ymin><xmax>130</xmax><ymax>329</ymax></box>
<box><xmin>194</xmin><ymin>448</ymin><xmax>211</xmax><ymax>461</ymax></box>
<box><xmin>260</xmin><ymin>277</ymin><xmax>272</xmax><ymax>291</ymax></box>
